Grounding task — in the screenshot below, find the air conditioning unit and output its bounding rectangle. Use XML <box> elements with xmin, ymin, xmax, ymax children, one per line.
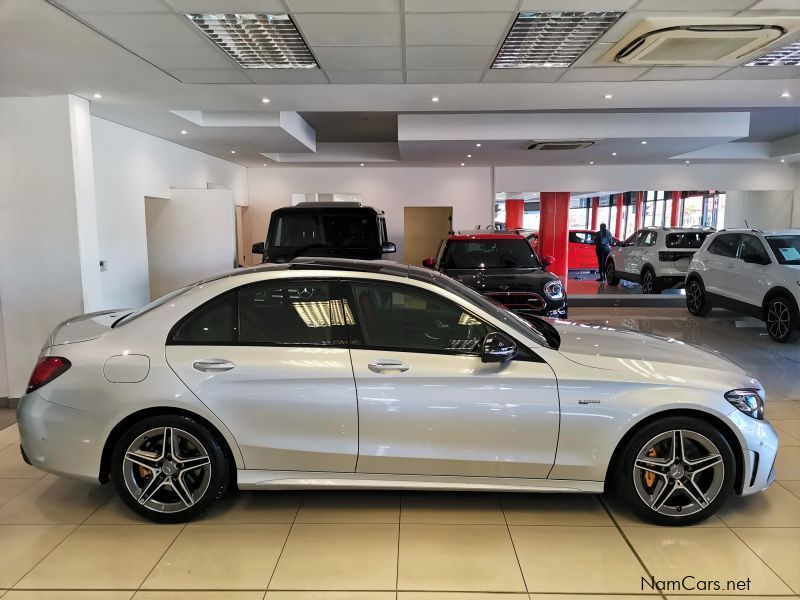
<box><xmin>597</xmin><ymin>17</ymin><xmax>800</xmax><ymax>66</ymax></box>
<box><xmin>526</xmin><ymin>141</ymin><xmax>596</xmax><ymax>151</ymax></box>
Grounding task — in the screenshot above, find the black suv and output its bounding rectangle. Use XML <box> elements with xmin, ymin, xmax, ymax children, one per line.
<box><xmin>252</xmin><ymin>202</ymin><xmax>396</xmax><ymax>263</ymax></box>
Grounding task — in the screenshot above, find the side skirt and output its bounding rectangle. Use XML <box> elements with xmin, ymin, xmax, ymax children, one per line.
<box><xmin>237</xmin><ymin>470</ymin><xmax>604</xmax><ymax>493</ymax></box>
<box><xmin>706</xmin><ymin>292</ymin><xmax>762</xmax><ymax>319</ymax></box>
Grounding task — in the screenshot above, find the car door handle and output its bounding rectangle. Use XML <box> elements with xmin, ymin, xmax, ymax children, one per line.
<box><xmin>368</xmin><ymin>359</ymin><xmax>410</xmax><ymax>373</ymax></box>
<box><xmin>192</xmin><ymin>359</ymin><xmax>236</xmax><ymax>372</ymax></box>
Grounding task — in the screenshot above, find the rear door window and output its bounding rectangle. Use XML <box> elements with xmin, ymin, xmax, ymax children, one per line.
<box><xmin>708</xmin><ymin>233</ymin><xmax>740</xmax><ymax>258</ymax></box>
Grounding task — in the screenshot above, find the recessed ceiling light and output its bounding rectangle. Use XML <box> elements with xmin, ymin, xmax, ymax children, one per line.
<box><xmin>641</xmin><ymin>140</ymin><xmax>647</xmax><ymax>144</ymax></box>
<box><xmin>780</xmin><ymin>158</ymin><xmax>785</xmax><ymax>163</ymax></box>
<box><xmin>262</xmin><ymin>97</ymin><xmax>270</xmax><ymax>103</ymax></box>
<box><xmin>180</xmin><ymin>130</ymin><xmax>187</xmax><ymax>135</ymax></box>
<box><xmin>589</xmin><ymin>161</ymin><xmax>595</xmax><ymax>165</ymax></box>
<box><xmin>780</xmin><ymin>91</ymin><xmax>791</xmax><ymax>98</ymax></box>
<box><xmin>467</xmin><ymin>154</ymin><xmax>472</xmax><ymax>158</ymax></box>
<box><xmin>745</xmin><ymin>41</ymin><xmax>800</xmax><ymax>67</ymax></box>
<box><xmin>460</xmin><ymin>162</ymin><xmax>465</xmax><ymax>166</ymax></box>
<box><xmin>431</xmin><ymin>96</ymin><xmax>439</xmax><ymax>103</ymax></box>
<box><xmin>92</xmin><ymin>93</ymin><xmax>102</xmax><ymax>99</ymax></box>
<box><xmin>263</xmin><ymin>163</ymin><xmax>267</xmax><ymax>166</ymax></box>
<box><xmin>231</xmin><ymin>150</ymin><xmax>236</xmax><ymax>154</ymax></box>
<box><xmin>492</xmin><ymin>11</ymin><xmax>623</xmax><ymax>69</ymax></box>
<box><xmin>685</xmin><ymin>160</ymin><xmax>691</xmax><ymax>164</ymax></box>
<box><xmin>611</xmin><ymin>152</ymin><xmax>617</xmax><ymax>156</ymax></box>
<box><xmin>475</xmin><ymin>143</ymin><xmax>481</xmax><ymax>147</ymax></box>
<box><xmin>186</xmin><ymin>13</ymin><xmax>317</xmax><ymax>69</ymax></box>
<box><xmin>604</xmin><ymin>94</ymin><xmax>613</xmax><ymax>99</ymax></box>
<box><xmin>359</xmin><ymin>163</ymin><xmax>365</xmax><ymax>166</ymax></box>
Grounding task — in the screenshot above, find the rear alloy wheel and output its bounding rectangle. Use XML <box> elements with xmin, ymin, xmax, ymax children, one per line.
<box><xmin>605</xmin><ymin>260</ymin><xmax>620</xmax><ymax>285</ymax></box>
<box><xmin>765</xmin><ymin>296</ymin><xmax>800</xmax><ymax>343</ymax></box>
<box><xmin>641</xmin><ymin>268</ymin><xmax>659</xmax><ymax>294</ymax></box>
<box><xmin>111</xmin><ymin>415</ymin><xmax>229</xmax><ymax>523</ymax></box>
<box><xmin>686</xmin><ymin>279</ymin><xmax>711</xmax><ymax>316</ymax></box>
<box><xmin>616</xmin><ymin>416</ymin><xmax>734</xmax><ymax>526</ymax></box>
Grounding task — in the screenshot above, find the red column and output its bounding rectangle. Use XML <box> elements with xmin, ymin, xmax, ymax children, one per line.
<box><xmin>634</xmin><ymin>191</ymin><xmax>644</xmax><ymax>230</ymax></box>
<box><xmin>505</xmin><ymin>199</ymin><xmax>524</xmax><ymax>230</ymax></box>
<box><xmin>538</xmin><ymin>192</ymin><xmax>570</xmax><ymax>280</ymax></box>
<box><xmin>615</xmin><ymin>193</ymin><xmax>624</xmax><ymax>238</ymax></box>
<box><xmin>670</xmin><ymin>191</ymin><xmax>681</xmax><ymax>226</ymax></box>
<box><xmin>590</xmin><ymin>197</ymin><xmax>599</xmax><ymax>230</ymax></box>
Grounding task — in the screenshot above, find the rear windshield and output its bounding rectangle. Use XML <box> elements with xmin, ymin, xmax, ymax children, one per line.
<box><xmin>114</xmin><ymin>285</ymin><xmax>194</xmax><ymax>327</ymax></box>
<box><xmin>270</xmin><ymin>213</ymin><xmax>378</xmax><ymax>251</ymax></box>
<box><xmin>665</xmin><ymin>232</ymin><xmax>710</xmax><ymax>249</ymax></box>
<box><xmin>442</xmin><ymin>239</ymin><xmax>541</xmax><ymax>269</ymax></box>
<box><xmin>766</xmin><ymin>235</ymin><xmax>800</xmax><ymax>265</ymax></box>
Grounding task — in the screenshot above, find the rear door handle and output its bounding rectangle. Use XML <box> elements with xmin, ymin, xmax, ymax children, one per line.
<box><xmin>193</xmin><ymin>359</ymin><xmax>236</xmax><ymax>372</ymax></box>
<box><xmin>368</xmin><ymin>359</ymin><xmax>410</xmax><ymax>373</ymax></box>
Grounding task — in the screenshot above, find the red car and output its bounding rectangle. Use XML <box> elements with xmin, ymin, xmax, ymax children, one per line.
<box><xmin>514</xmin><ymin>229</ymin><xmax>621</xmax><ymax>272</ymax></box>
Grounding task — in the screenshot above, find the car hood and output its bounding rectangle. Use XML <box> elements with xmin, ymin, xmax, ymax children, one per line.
<box><xmin>444</xmin><ymin>268</ymin><xmax>559</xmax><ymax>292</ymax></box>
<box><xmin>552</xmin><ymin>319</ymin><xmax>748</xmax><ymax>376</ymax></box>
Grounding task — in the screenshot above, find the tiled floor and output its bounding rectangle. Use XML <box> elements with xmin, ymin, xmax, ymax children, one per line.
<box><xmin>0</xmin><ymin>307</ymin><xmax>798</xmax><ymax>599</ymax></box>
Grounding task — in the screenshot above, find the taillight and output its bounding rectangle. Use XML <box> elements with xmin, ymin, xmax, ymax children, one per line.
<box><xmin>26</xmin><ymin>357</ymin><xmax>71</xmax><ymax>394</ymax></box>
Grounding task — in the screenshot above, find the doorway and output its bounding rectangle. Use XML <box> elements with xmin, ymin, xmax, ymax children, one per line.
<box><xmin>403</xmin><ymin>206</ymin><xmax>453</xmax><ymax>267</ymax></box>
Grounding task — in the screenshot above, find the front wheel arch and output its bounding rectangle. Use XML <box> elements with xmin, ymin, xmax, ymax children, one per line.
<box><xmin>604</xmin><ymin>408</ymin><xmax>744</xmax><ymax>495</ymax></box>
<box><xmin>762</xmin><ymin>287</ymin><xmax>800</xmax><ymax>321</ymax></box>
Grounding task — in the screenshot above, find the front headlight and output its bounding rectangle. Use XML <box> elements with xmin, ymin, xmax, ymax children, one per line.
<box><xmin>725</xmin><ymin>389</ymin><xmax>764</xmax><ymax>420</ymax></box>
<box><xmin>544</xmin><ymin>281</ymin><xmax>565</xmax><ymax>301</ymax></box>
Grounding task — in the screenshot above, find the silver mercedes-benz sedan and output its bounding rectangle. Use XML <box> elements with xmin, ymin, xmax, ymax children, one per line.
<box><xmin>17</xmin><ymin>258</ymin><xmax>777</xmax><ymax>525</ymax></box>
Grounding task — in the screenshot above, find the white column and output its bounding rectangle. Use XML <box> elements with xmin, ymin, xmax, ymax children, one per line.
<box><xmin>791</xmin><ymin>164</ymin><xmax>800</xmax><ymax>229</ymax></box>
<box><xmin>0</xmin><ymin>94</ymin><xmax>101</xmax><ymax>398</ymax></box>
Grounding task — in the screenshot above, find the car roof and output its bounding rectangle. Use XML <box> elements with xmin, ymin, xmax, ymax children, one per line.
<box><xmin>271</xmin><ymin>203</ymin><xmax>381</xmax><ymax>214</ymax></box>
<box><xmin>718</xmin><ymin>228</ymin><xmax>800</xmax><ymax>236</ymax></box>
<box><xmin>448</xmin><ymin>231</ymin><xmax>526</xmax><ymax>241</ymax></box>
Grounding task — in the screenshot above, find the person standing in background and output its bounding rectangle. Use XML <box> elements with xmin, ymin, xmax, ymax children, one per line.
<box><xmin>594</xmin><ymin>223</ymin><xmax>613</xmax><ymax>282</ymax></box>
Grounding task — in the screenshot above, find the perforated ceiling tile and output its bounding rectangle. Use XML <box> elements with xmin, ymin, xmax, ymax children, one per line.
<box><xmin>186</xmin><ymin>13</ymin><xmax>317</xmax><ymax>69</ymax></box>
<box><xmin>746</xmin><ymin>41</ymin><xmax>800</xmax><ymax>66</ymax></box>
<box><xmin>492</xmin><ymin>11</ymin><xmax>624</xmax><ymax>68</ymax></box>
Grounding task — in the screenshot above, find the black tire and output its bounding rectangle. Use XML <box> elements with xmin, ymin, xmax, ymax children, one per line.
<box><xmin>765</xmin><ymin>295</ymin><xmax>800</xmax><ymax>343</ymax></box>
<box><xmin>605</xmin><ymin>259</ymin><xmax>620</xmax><ymax>285</ymax></box>
<box><xmin>613</xmin><ymin>415</ymin><xmax>735</xmax><ymax>526</ymax></box>
<box><xmin>111</xmin><ymin>414</ymin><xmax>230</xmax><ymax>523</ymax></box>
<box><xmin>640</xmin><ymin>267</ymin><xmax>660</xmax><ymax>294</ymax></box>
<box><xmin>685</xmin><ymin>278</ymin><xmax>712</xmax><ymax>316</ymax></box>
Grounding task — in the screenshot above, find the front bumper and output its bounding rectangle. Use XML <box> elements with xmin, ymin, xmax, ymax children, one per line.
<box><xmin>17</xmin><ymin>392</ymin><xmax>111</xmax><ymax>482</ymax></box>
<box><xmin>728</xmin><ymin>410</ymin><xmax>779</xmax><ymax>496</ymax></box>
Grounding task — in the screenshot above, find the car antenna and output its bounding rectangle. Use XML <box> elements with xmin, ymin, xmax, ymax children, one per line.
<box><xmin>745</xmin><ymin>219</ymin><xmax>749</xmax><ymax>228</ymax></box>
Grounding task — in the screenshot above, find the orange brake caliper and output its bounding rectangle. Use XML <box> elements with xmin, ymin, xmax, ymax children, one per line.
<box><xmin>644</xmin><ymin>448</ymin><xmax>657</xmax><ymax>488</ymax></box>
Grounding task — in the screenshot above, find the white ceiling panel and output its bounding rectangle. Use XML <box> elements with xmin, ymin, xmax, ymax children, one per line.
<box><xmin>636</xmin><ymin>0</ymin><xmax>756</xmax><ymax>9</ymax></box>
<box><xmin>327</xmin><ymin>70</ymin><xmax>404</xmax><ymax>83</ymax></box>
<box><xmin>749</xmin><ymin>0</ymin><xmax>800</xmax><ymax>8</ymax></box>
<box><xmin>717</xmin><ymin>66</ymin><xmax>800</xmax><ymax>79</ymax></box>
<box><xmin>638</xmin><ymin>66</ymin><xmax>732</xmax><ymax>80</ymax></box>
<box><xmin>315</xmin><ymin>46</ymin><xmax>403</xmax><ymax>70</ymax></box>
<box><xmin>573</xmin><ymin>42</ymin><xmax>615</xmax><ymax>67</ymax></box>
<box><xmin>481</xmin><ymin>68</ymin><xmax>567</xmax><ymax>82</ymax></box>
<box><xmin>54</xmin><ymin>0</ymin><xmax>170</xmax><ymax>13</ymax></box>
<box><xmin>169</xmin><ymin>68</ymin><xmax>253</xmax><ymax>83</ymax></box>
<box><xmin>406</xmin><ymin>0</ymin><xmax>518</xmax><ymax>12</ymax></box>
<box><xmin>286</xmin><ymin>0</ymin><xmax>400</xmax><ymax>12</ymax></box>
<box><xmin>405</xmin><ymin>13</ymin><xmax>512</xmax><ymax>46</ymax></box>
<box><xmin>79</xmin><ymin>14</ymin><xmax>207</xmax><ymax>48</ymax></box>
<box><xmin>134</xmin><ymin>46</ymin><xmax>234</xmax><ymax>69</ymax></box>
<box><xmin>519</xmin><ymin>0</ymin><xmax>638</xmax><ymax>9</ymax></box>
<box><xmin>559</xmin><ymin>67</ymin><xmax>650</xmax><ymax>82</ymax></box>
<box><xmin>294</xmin><ymin>14</ymin><xmax>402</xmax><ymax>46</ymax></box>
<box><xmin>164</xmin><ymin>0</ymin><xmax>286</xmax><ymax>11</ymax></box>
<box><xmin>244</xmin><ymin>69</ymin><xmax>329</xmax><ymax>83</ymax></box>
<box><xmin>405</xmin><ymin>45</ymin><xmax>495</xmax><ymax>70</ymax></box>
<box><xmin>406</xmin><ymin>69</ymin><xmax>484</xmax><ymax>83</ymax></box>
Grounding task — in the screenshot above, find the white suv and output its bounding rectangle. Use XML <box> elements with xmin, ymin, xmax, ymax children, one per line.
<box><xmin>686</xmin><ymin>229</ymin><xmax>800</xmax><ymax>343</ymax></box>
<box><xmin>606</xmin><ymin>227</ymin><xmax>715</xmax><ymax>294</ymax></box>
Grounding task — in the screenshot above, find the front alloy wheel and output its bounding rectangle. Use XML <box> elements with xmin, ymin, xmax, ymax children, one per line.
<box><xmin>766</xmin><ymin>296</ymin><xmax>800</xmax><ymax>343</ymax></box>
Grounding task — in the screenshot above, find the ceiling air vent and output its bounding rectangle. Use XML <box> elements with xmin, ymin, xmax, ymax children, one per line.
<box><xmin>598</xmin><ymin>18</ymin><xmax>800</xmax><ymax>66</ymax></box>
<box><xmin>526</xmin><ymin>141</ymin><xmax>596</xmax><ymax>151</ymax></box>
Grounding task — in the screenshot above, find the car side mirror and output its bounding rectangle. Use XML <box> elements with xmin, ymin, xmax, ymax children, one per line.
<box><xmin>251</xmin><ymin>242</ymin><xmax>265</xmax><ymax>255</ymax></box>
<box><xmin>542</xmin><ymin>255</ymin><xmax>555</xmax><ymax>268</ymax></box>
<box><xmin>481</xmin><ymin>332</ymin><xmax>517</xmax><ymax>363</ymax></box>
<box><xmin>742</xmin><ymin>253</ymin><xmax>768</xmax><ymax>265</ymax></box>
<box><xmin>422</xmin><ymin>257</ymin><xmax>436</xmax><ymax>269</ymax></box>
<box><xmin>381</xmin><ymin>241</ymin><xmax>396</xmax><ymax>254</ymax></box>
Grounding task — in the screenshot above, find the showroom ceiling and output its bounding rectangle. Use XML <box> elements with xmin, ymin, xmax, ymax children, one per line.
<box><xmin>0</xmin><ymin>0</ymin><xmax>798</xmax><ymax>167</ymax></box>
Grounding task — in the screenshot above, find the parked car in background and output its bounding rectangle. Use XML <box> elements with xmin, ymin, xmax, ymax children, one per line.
<box><xmin>514</xmin><ymin>229</ymin><xmax>621</xmax><ymax>271</ymax></box>
<box><xmin>606</xmin><ymin>227</ymin><xmax>715</xmax><ymax>293</ymax></box>
<box><xmin>686</xmin><ymin>229</ymin><xmax>800</xmax><ymax>343</ymax></box>
<box><xmin>18</xmin><ymin>258</ymin><xmax>776</xmax><ymax>525</ymax></box>
<box><xmin>251</xmin><ymin>202</ymin><xmax>395</xmax><ymax>263</ymax></box>
<box><xmin>422</xmin><ymin>231</ymin><xmax>567</xmax><ymax>318</ymax></box>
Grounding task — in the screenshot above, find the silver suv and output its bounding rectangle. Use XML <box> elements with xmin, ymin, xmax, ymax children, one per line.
<box><xmin>606</xmin><ymin>227</ymin><xmax>715</xmax><ymax>293</ymax></box>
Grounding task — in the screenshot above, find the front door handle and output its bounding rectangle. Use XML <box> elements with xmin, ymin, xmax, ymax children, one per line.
<box><xmin>193</xmin><ymin>359</ymin><xmax>236</xmax><ymax>372</ymax></box>
<box><xmin>368</xmin><ymin>359</ymin><xmax>410</xmax><ymax>373</ymax></box>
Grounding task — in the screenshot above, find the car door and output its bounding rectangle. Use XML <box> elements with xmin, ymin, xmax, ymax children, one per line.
<box><xmin>731</xmin><ymin>234</ymin><xmax>771</xmax><ymax>307</ymax></box>
<box><xmin>624</xmin><ymin>230</ymin><xmax>647</xmax><ymax>275</ymax></box>
<box><xmin>165</xmin><ymin>278</ymin><xmax>359</xmax><ymax>472</ymax></box>
<box><xmin>345</xmin><ymin>278</ymin><xmax>560</xmax><ymax>479</ymax></box>
<box><xmin>703</xmin><ymin>233</ymin><xmax>741</xmax><ymax>296</ymax></box>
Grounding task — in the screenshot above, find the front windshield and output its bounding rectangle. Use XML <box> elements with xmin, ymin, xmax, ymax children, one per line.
<box><xmin>270</xmin><ymin>213</ymin><xmax>377</xmax><ymax>253</ymax></box>
<box><xmin>442</xmin><ymin>239</ymin><xmax>541</xmax><ymax>269</ymax></box>
<box><xmin>767</xmin><ymin>235</ymin><xmax>800</xmax><ymax>265</ymax></box>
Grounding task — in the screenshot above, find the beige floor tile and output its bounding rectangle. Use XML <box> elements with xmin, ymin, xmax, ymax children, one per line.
<box><xmin>270</xmin><ymin>523</ymin><xmax>398</xmax><ymax>590</ymax></box>
<box><xmin>4</xmin><ymin>592</ymin><xmax>133</xmax><ymax>599</ymax></box>
<box><xmin>765</xmin><ymin>403</ymin><xmax>800</xmax><ymax>420</ymax></box>
<box><xmin>779</xmin><ymin>480</ymin><xmax>800</xmax><ymax>499</ymax></box>
<box><xmin>528</xmin><ymin>597</ymin><xmax>653</xmax><ymax>600</ymax></box>
<box><xmin>84</xmin><ymin>496</ymin><xmax>153</xmax><ymax>525</ymax></box>
<box><xmin>666</xmin><ymin>597</ymin><xmax>797</xmax><ymax>600</ymax></box>
<box><xmin>401</xmin><ymin>492</ymin><xmax>504</xmax><ymax>524</ymax></box>
<box><xmin>399</xmin><ymin>594</ymin><xmax>529</xmax><ymax>600</ymax></box>
<box><xmin>511</xmin><ymin>526</ymin><xmax>647</xmax><ymax>593</ymax></box>
<box><xmin>0</xmin><ymin>525</ymin><xmax>75</xmax><ymax>588</ymax></box>
<box><xmin>199</xmin><ymin>491</ymin><xmax>301</xmax><ymax>524</ymax></box>
<box><xmin>0</xmin><ymin>425</ymin><xmax>19</xmax><ymax>445</ymax></box>
<box><xmin>775</xmin><ymin>446</ymin><xmax>800</xmax><ymax>481</ymax></box>
<box><xmin>0</xmin><ymin>479</ymin><xmax>37</xmax><ymax>507</ymax></box>
<box><xmin>135</xmin><ymin>591</ymin><xmax>263</xmax><ymax>599</ymax></box>
<box><xmin>734</xmin><ymin>528</ymin><xmax>800</xmax><ymax>593</ymax></box>
<box><xmin>603</xmin><ymin>496</ymin><xmax>725</xmax><ymax>527</ymax></box>
<box><xmin>625</xmin><ymin>526</ymin><xmax>794</xmax><ymax>594</ymax></box>
<box><xmin>0</xmin><ymin>446</ymin><xmax>45</xmax><ymax>479</ymax></box>
<box><xmin>717</xmin><ymin>483</ymin><xmax>800</xmax><ymax>527</ymax></box>
<box><xmin>775</xmin><ymin>427</ymin><xmax>800</xmax><ymax>447</ymax></box>
<box><xmin>398</xmin><ymin>524</ymin><xmax>526</xmax><ymax>592</ymax></box>
<box><xmin>16</xmin><ymin>524</ymin><xmax>182</xmax><ymax>589</ymax></box>
<box><xmin>501</xmin><ymin>493</ymin><xmax>612</xmax><ymax>526</ymax></box>
<box><xmin>295</xmin><ymin>491</ymin><xmax>399</xmax><ymax>524</ymax></box>
<box><xmin>773</xmin><ymin>419</ymin><xmax>800</xmax><ymax>439</ymax></box>
<box><xmin>142</xmin><ymin>523</ymin><xmax>289</xmax><ymax>590</ymax></box>
<box><xmin>267</xmin><ymin>594</ymin><xmax>395</xmax><ymax>600</ymax></box>
<box><xmin>0</xmin><ymin>476</ymin><xmax>112</xmax><ymax>524</ymax></box>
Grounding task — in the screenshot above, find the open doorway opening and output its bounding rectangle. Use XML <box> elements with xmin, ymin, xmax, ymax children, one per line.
<box><xmin>403</xmin><ymin>206</ymin><xmax>453</xmax><ymax>267</ymax></box>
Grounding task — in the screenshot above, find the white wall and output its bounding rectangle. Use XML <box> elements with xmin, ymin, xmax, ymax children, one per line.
<box><xmin>92</xmin><ymin>117</ymin><xmax>248</xmax><ymax>309</ymax></box>
<box><xmin>724</xmin><ymin>191</ymin><xmax>795</xmax><ymax>230</ymax></box>
<box><xmin>246</xmin><ymin>167</ymin><xmax>493</xmax><ymax>261</ymax></box>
